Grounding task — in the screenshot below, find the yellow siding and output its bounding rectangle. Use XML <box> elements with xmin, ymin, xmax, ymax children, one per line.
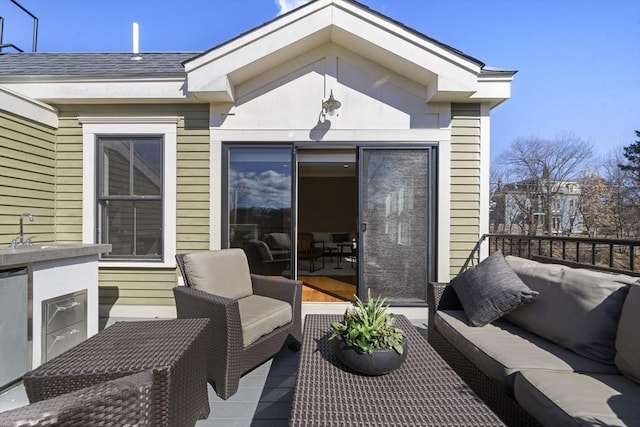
<box><xmin>0</xmin><ymin>111</ymin><xmax>56</xmax><ymax>243</ymax></box>
<box><xmin>99</xmin><ymin>268</ymin><xmax>176</xmax><ymax>307</ymax></box>
<box><xmin>176</xmin><ymin>115</ymin><xmax>211</xmax><ymax>256</ymax></box>
<box><xmin>450</xmin><ymin>103</ymin><xmax>481</xmax><ymax>277</ymax></box>
<box><xmin>54</xmin><ymin>105</ymin><xmax>210</xmax><ymax>307</ymax></box>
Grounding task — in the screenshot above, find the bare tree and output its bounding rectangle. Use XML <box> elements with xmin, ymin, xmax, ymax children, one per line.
<box><xmin>497</xmin><ymin>133</ymin><xmax>593</xmax><ymax>235</ymax></box>
<box><xmin>604</xmin><ymin>147</ymin><xmax>640</xmax><ymax>238</ymax></box>
<box><xmin>577</xmin><ymin>172</ymin><xmax>614</xmax><ymax>238</ymax></box>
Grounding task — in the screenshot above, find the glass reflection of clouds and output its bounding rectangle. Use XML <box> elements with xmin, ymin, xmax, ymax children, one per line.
<box><xmin>230</xmin><ymin>164</ymin><xmax>291</xmax><ymax>209</ymax></box>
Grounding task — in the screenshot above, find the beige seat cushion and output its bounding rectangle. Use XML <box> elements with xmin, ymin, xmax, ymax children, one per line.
<box><xmin>435</xmin><ymin>310</ymin><xmax>619</xmax><ymax>395</ymax></box>
<box><xmin>238</xmin><ymin>295</ymin><xmax>292</xmax><ymax>346</ymax></box>
<box><xmin>615</xmin><ymin>282</ymin><xmax>640</xmax><ymax>384</ymax></box>
<box><xmin>505</xmin><ymin>256</ymin><xmax>634</xmax><ymax>363</ymax></box>
<box><xmin>183</xmin><ymin>249</ymin><xmax>253</xmax><ymax>300</ymax></box>
<box><xmin>515</xmin><ymin>370</ymin><xmax>640</xmax><ymax>427</ymax></box>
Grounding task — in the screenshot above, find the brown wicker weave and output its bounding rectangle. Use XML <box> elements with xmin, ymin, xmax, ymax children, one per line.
<box><xmin>174</xmin><ymin>252</ymin><xmax>302</xmax><ymax>400</ymax></box>
<box><xmin>427</xmin><ymin>282</ymin><xmax>542</xmax><ymax>427</ymax></box>
<box><xmin>289</xmin><ymin>314</ymin><xmax>505</xmax><ymax>426</ymax></box>
<box><xmin>0</xmin><ymin>371</ymin><xmax>154</xmax><ymax>426</ymax></box>
<box><xmin>22</xmin><ymin>318</ymin><xmax>211</xmax><ymax>427</ymax></box>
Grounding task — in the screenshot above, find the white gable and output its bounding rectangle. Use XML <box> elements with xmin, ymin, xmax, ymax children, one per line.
<box><xmin>184</xmin><ymin>0</ymin><xmax>512</xmax><ymax>107</ymax></box>
<box><xmin>219</xmin><ymin>44</ymin><xmax>442</xmax><ymax>131</ymax></box>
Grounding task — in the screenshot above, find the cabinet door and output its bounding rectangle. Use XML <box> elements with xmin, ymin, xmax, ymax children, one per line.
<box><xmin>0</xmin><ymin>268</ymin><xmax>28</xmax><ymax>387</ymax></box>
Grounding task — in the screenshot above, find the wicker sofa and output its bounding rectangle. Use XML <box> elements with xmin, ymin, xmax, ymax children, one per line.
<box><xmin>427</xmin><ymin>254</ymin><xmax>640</xmax><ymax>427</ymax></box>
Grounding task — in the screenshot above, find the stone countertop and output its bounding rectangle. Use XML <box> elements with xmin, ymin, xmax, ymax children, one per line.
<box><xmin>0</xmin><ymin>244</ymin><xmax>112</xmax><ymax>267</ymax></box>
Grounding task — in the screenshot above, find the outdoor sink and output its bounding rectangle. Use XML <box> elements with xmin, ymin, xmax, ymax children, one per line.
<box><xmin>13</xmin><ymin>244</ymin><xmax>68</xmax><ymax>250</ymax></box>
<box><xmin>0</xmin><ymin>243</ymin><xmax>111</xmax><ymax>267</ymax></box>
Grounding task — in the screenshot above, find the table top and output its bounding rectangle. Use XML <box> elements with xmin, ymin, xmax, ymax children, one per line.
<box><xmin>289</xmin><ymin>314</ymin><xmax>504</xmax><ymax>426</ymax></box>
<box><xmin>26</xmin><ymin>318</ymin><xmax>210</xmax><ymax>377</ymax></box>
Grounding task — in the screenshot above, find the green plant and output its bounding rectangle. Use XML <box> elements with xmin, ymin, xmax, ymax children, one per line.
<box><xmin>329</xmin><ymin>290</ymin><xmax>405</xmax><ymax>355</ymax></box>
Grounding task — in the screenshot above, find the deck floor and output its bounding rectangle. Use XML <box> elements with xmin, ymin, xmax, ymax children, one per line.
<box><xmin>1</xmin><ymin>315</ymin><xmax>428</xmax><ymax>426</ymax></box>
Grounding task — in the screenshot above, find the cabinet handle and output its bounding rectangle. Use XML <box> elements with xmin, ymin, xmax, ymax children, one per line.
<box><xmin>55</xmin><ymin>301</ymin><xmax>80</xmax><ymax>312</ymax></box>
<box><xmin>47</xmin><ymin>329</ymin><xmax>80</xmax><ymax>356</ymax></box>
<box><xmin>53</xmin><ymin>329</ymin><xmax>80</xmax><ymax>340</ymax></box>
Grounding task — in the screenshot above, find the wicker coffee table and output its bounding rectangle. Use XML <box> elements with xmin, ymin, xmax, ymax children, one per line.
<box><xmin>23</xmin><ymin>318</ymin><xmax>211</xmax><ymax>427</ymax></box>
<box><xmin>290</xmin><ymin>314</ymin><xmax>505</xmax><ymax>426</ymax></box>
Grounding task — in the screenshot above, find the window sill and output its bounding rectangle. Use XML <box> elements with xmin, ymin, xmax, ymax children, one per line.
<box><xmin>98</xmin><ymin>260</ymin><xmax>176</xmax><ymax>269</ymax></box>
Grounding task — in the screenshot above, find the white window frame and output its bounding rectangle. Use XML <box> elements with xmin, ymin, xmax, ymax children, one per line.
<box><xmin>80</xmin><ymin>117</ymin><xmax>178</xmax><ymax>268</ymax></box>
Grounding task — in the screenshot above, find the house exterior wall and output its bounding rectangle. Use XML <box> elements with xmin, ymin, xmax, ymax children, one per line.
<box><xmin>53</xmin><ymin>104</ymin><xmax>209</xmax><ymax>313</ymax></box>
<box><xmin>208</xmin><ymin>46</ymin><xmax>482</xmax><ymax>285</ymax></box>
<box><xmin>449</xmin><ymin>103</ymin><xmax>481</xmax><ymax>276</ymax></box>
<box><xmin>0</xmin><ymin>111</ymin><xmax>56</xmax><ymax>244</ymax></box>
<box><xmin>0</xmin><ymin>0</ymin><xmax>512</xmax><ymax>316</ymax></box>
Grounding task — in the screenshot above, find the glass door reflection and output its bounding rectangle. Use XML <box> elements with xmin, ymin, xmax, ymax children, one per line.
<box><xmin>226</xmin><ymin>147</ymin><xmax>293</xmax><ymax>278</ymax></box>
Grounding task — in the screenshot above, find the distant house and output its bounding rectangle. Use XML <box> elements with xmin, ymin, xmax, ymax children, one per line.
<box><xmin>491</xmin><ymin>179</ymin><xmax>583</xmax><ymax>235</ymax></box>
<box><xmin>0</xmin><ymin>0</ymin><xmax>515</xmax><ymax>317</ymax></box>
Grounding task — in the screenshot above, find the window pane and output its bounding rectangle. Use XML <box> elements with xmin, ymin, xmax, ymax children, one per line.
<box><xmin>99</xmin><ymin>200</ymin><xmax>162</xmax><ymax>259</ymax></box>
<box><xmin>102</xmin><ymin>140</ymin><xmax>131</xmax><ymax>196</ymax></box>
<box><xmin>101</xmin><ymin>200</ymin><xmax>134</xmax><ymax>256</ymax></box>
<box><xmin>136</xmin><ymin>201</ymin><xmax>162</xmax><ymax>256</ymax></box>
<box><xmin>133</xmin><ymin>140</ymin><xmax>162</xmax><ymax>195</ymax></box>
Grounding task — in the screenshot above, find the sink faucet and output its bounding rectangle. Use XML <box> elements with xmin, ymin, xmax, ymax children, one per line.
<box><xmin>18</xmin><ymin>212</ymin><xmax>34</xmax><ymax>245</ymax></box>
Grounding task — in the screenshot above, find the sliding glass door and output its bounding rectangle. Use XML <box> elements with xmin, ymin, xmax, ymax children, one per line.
<box><xmin>223</xmin><ymin>146</ymin><xmax>294</xmax><ymax>278</ymax></box>
<box><xmin>358</xmin><ymin>147</ymin><xmax>435</xmax><ymax>304</ymax></box>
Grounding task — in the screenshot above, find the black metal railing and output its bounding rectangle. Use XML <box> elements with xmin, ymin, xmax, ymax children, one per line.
<box><xmin>463</xmin><ymin>234</ymin><xmax>640</xmax><ymax>277</ymax></box>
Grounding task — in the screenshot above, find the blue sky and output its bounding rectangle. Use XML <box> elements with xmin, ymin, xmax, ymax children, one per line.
<box><xmin>2</xmin><ymin>0</ymin><xmax>639</xmax><ymax>161</ymax></box>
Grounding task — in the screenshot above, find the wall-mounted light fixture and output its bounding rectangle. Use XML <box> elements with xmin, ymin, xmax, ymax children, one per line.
<box><xmin>322</xmin><ymin>90</ymin><xmax>341</xmax><ymax>117</ymax></box>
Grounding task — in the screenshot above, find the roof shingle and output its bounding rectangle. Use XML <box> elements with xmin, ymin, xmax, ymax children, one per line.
<box><xmin>0</xmin><ymin>52</ymin><xmax>198</xmax><ymax>76</ymax></box>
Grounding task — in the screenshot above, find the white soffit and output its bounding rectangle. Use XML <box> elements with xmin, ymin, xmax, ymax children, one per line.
<box><xmin>184</xmin><ymin>0</ymin><xmax>506</xmax><ymax>104</ymax></box>
<box><xmin>0</xmin><ymin>85</ymin><xmax>59</xmax><ymax>128</ymax></box>
<box><xmin>1</xmin><ymin>77</ymin><xmax>193</xmax><ymax>105</ymax></box>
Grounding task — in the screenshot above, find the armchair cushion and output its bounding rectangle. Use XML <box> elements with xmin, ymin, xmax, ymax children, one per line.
<box><xmin>238</xmin><ymin>295</ymin><xmax>292</xmax><ymax>346</ymax></box>
<box><xmin>183</xmin><ymin>249</ymin><xmax>253</xmax><ymax>299</ymax></box>
<box><xmin>451</xmin><ymin>251</ymin><xmax>538</xmax><ymax>327</ymax></box>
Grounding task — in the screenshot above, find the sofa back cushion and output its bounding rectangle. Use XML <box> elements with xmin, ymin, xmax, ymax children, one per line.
<box><xmin>183</xmin><ymin>249</ymin><xmax>253</xmax><ymax>300</ymax></box>
<box><xmin>615</xmin><ymin>282</ymin><xmax>640</xmax><ymax>383</ymax></box>
<box><xmin>505</xmin><ymin>256</ymin><xmax>634</xmax><ymax>363</ymax></box>
<box><xmin>265</xmin><ymin>233</ymin><xmax>291</xmax><ymax>249</ymax></box>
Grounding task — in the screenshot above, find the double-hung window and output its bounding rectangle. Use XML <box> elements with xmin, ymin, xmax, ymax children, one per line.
<box><xmin>97</xmin><ymin>136</ymin><xmax>163</xmax><ymax>260</ymax></box>
<box><xmin>80</xmin><ymin>117</ymin><xmax>177</xmax><ymax>267</ymax></box>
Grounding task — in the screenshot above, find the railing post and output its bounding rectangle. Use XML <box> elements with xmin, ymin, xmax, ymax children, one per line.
<box><xmin>592</xmin><ymin>243</ymin><xmax>596</xmax><ymax>266</ymax></box>
<box><xmin>631</xmin><ymin>245</ymin><xmax>635</xmax><ymax>271</ymax></box>
<box><xmin>576</xmin><ymin>242</ymin><xmax>580</xmax><ymax>263</ymax></box>
<box><xmin>609</xmin><ymin>244</ymin><xmax>614</xmax><ymax>268</ymax></box>
<box><xmin>562</xmin><ymin>241</ymin><xmax>566</xmax><ymax>260</ymax></box>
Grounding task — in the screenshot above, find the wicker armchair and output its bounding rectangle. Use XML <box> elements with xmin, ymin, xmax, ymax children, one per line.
<box><xmin>0</xmin><ymin>371</ymin><xmax>154</xmax><ymax>426</ymax></box>
<box><xmin>174</xmin><ymin>249</ymin><xmax>302</xmax><ymax>399</ymax></box>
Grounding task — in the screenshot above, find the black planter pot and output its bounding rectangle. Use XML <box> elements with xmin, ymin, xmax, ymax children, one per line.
<box><xmin>331</xmin><ymin>337</ymin><xmax>408</xmax><ymax>376</ymax></box>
